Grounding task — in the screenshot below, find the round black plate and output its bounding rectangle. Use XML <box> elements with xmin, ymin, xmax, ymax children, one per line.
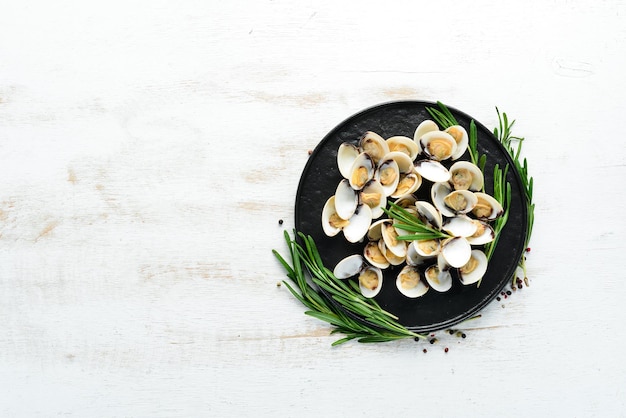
<box><xmin>295</xmin><ymin>101</ymin><xmax>527</xmax><ymax>332</ymax></box>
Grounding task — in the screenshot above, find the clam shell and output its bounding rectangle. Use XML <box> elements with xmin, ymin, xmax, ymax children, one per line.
<box><xmin>442</xmin><ymin>215</ymin><xmax>479</xmax><ymax>238</ymax></box>
<box><xmin>414</xmin><ymin>159</ymin><xmax>451</xmax><ymax>183</ymax></box>
<box><xmin>391</xmin><ymin>172</ymin><xmax>422</xmax><ymax>199</ymax></box>
<box><xmin>381</xmin><ymin>222</ymin><xmax>407</xmax><ymax>258</ymax></box>
<box><xmin>364</xmin><ymin>240</ymin><xmax>390</xmax><ymax>269</ymax></box>
<box><xmin>337</xmin><ymin>142</ymin><xmax>360</xmax><ymax>179</ymax></box>
<box><xmin>348</xmin><ymin>152</ymin><xmax>375</xmax><ymax>190</ymax></box>
<box><xmin>445</xmin><ymin>125</ymin><xmax>469</xmax><ymax>160</ymax></box>
<box><xmin>441</xmin><ymin>237</ymin><xmax>472</xmax><ymax>268</ymax></box>
<box><xmin>321</xmin><ymin>196</ymin><xmax>342</xmax><ymax>237</ymax></box>
<box><xmin>333</xmin><ymin>254</ymin><xmax>366</xmax><ymax>279</ymax></box>
<box><xmin>360</xmin><ymin>131</ymin><xmax>389</xmax><ymax>165</ymax></box>
<box><xmin>466</xmin><ymin>220</ymin><xmax>495</xmax><ymax>245</ymax></box>
<box><xmin>420</xmin><ymin>131</ymin><xmax>457</xmax><ymax>161</ymax></box>
<box><xmin>472</xmin><ymin>192</ymin><xmax>504</xmax><ymax>220</ymax></box>
<box><xmin>360</xmin><ymin>179</ymin><xmax>386</xmax><ymax>219</ymax></box>
<box><xmin>375</xmin><ymin>159</ymin><xmax>400</xmax><ymax>197</ymax></box>
<box><xmin>396</xmin><ymin>265</ymin><xmax>429</xmax><ymax>298</ymax></box>
<box><xmin>449</xmin><ymin>161</ymin><xmax>484</xmax><ymax>191</ymax></box>
<box><xmin>359</xmin><ymin>266</ymin><xmax>384</xmax><ymax>298</ymax></box>
<box><xmin>386</xmin><ymin>135</ymin><xmax>420</xmax><ymax>161</ymax></box>
<box><xmin>413</xmin><ymin>120</ymin><xmax>439</xmax><ymax>154</ymax></box>
<box><xmin>342</xmin><ymin>204</ymin><xmax>372</xmax><ymax>243</ymax></box>
<box><xmin>334</xmin><ymin>179</ymin><xmax>358</xmax><ymax>220</ymax></box>
<box><xmin>384</xmin><ymin>151</ymin><xmax>414</xmax><ymax>173</ymax></box>
<box><xmin>415</xmin><ymin>200</ymin><xmax>443</xmax><ymax>230</ymax></box>
<box><xmin>424</xmin><ymin>257</ymin><xmax>453</xmax><ymax>292</ymax></box>
<box><xmin>459</xmin><ymin>250</ymin><xmax>488</xmax><ymax>285</ymax></box>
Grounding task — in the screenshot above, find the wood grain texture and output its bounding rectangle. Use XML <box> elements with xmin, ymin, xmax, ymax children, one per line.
<box><xmin>1</xmin><ymin>0</ymin><xmax>626</xmax><ymax>416</ymax></box>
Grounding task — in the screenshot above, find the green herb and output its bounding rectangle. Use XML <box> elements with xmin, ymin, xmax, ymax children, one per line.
<box><xmin>273</xmin><ymin>230</ymin><xmax>425</xmax><ymax>345</ymax></box>
<box><xmin>484</xmin><ymin>163</ymin><xmax>511</xmax><ymax>260</ymax></box>
<box><xmin>493</xmin><ymin>108</ymin><xmax>534</xmax><ymax>283</ymax></box>
<box><xmin>383</xmin><ymin>202</ymin><xmax>450</xmax><ymax>242</ymax></box>
<box><xmin>426</xmin><ymin>101</ymin><xmax>458</xmax><ymax>129</ymax></box>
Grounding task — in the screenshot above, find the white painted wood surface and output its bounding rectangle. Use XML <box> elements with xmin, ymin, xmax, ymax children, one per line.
<box><xmin>1</xmin><ymin>0</ymin><xmax>625</xmax><ymax>416</ymax></box>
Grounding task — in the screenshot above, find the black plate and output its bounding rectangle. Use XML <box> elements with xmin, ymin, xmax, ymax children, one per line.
<box><xmin>295</xmin><ymin>101</ymin><xmax>527</xmax><ymax>332</ymax></box>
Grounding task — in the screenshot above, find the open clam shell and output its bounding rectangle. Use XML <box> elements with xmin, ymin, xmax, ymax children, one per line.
<box><xmin>334</xmin><ymin>179</ymin><xmax>358</xmax><ymax>220</ymax></box>
<box><xmin>386</xmin><ymin>135</ymin><xmax>420</xmax><ymax>161</ymax></box>
<box><xmin>348</xmin><ymin>152</ymin><xmax>375</xmax><ymax>190</ymax></box>
<box><xmin>413</xmin><ymin>119</ymin><xmax>439</xmax><ymax>154</ymax></box>
<box><xmin>360</xmin><ymin>179</ymin><xmax>387</xmax><ymax>219</ymax></box>
<box><xmin>337</xmin><ymin>142</ymin><xmax>360</xmax><ymax>179</ymax></box>
<box><xmin>472</xmin><ymin>192</ymin><xmax>504</xmax><ymax>220</ymax></box>
<box><xmin>458</xmin><ymin>250</ymin><xmax>488</xmax><ymax>285</ymax></box>
<box><xmin>445</xmin><ymin>125</ymin><xmax>469</xmax><ymax>160</ymax></box>
<box><xmin>441</xmin><ymin>237</ymin><xmax>472</xmax><ymax>268</ymax></box>
<box><xmin>449</xmin><ymin>161</ymin><xmax>484</xmax><ymax>191</ymax></box>
<box><xmin>420</xmin><ymin>131</ymin><xmax>457</xmax><ymax>161</ymax></box>
<box><xmin>396</xmin><ymin>265</ymin><xmax>429</xmax><ymax>298</ymax></box>
<box><xmin>359</xmin><ymin>266</ymin><xmax>384</xmax><ymax>298</ymax></box>
<box><xmin>424</xmin><ymin>256</ymin><xmax>453</xmax><ymax>292</ymax></box>
<box><xmin>414</xmin><ymin>159</ymin><xmax>451</xmax><ymax>183</ymax></box>
<box><xmin>360</xmin><ymin>131</ymin><xmax>389</xmax><ymax>165</ymax></box>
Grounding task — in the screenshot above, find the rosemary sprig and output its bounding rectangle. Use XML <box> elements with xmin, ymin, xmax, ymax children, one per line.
<box><xmin>493</xmin><ymin>108</ymin><xmax>534</xmax><ymax>283</ymax></box>
<box><xmin>426</xmin><ymin>101</ymin><xmax>458</xmax><ymax>129</ymax></box>
<box><xmin>273</xmin><ymin>230</ymin><xmax>425</xmax><ymax>345</ymax></box>
<box><xmin>484</xmin><ymin>163</ymin><xmax>511</xmax><ymax>260</ymax></box>
<box><xmin>383</xmin><ymin>202</ymin><xmax>450</xmax><ymax>241</ymax></box>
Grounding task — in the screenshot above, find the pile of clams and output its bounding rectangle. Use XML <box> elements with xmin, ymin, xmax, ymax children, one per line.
<box><xmin>321</xmin><ymin>120</ymin><xmax>503</xmax><ymax>299</ymax></box>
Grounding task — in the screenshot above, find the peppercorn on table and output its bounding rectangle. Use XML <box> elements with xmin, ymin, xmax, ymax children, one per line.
<box><xmin>1</xmin><ymin>1</ymin><xmax>625</xmax><ymax>417</ymax></box>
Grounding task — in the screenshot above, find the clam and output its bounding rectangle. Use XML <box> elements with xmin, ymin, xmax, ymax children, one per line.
<box><xmin>443</xmin><ymin>190</ymin><xmax>478</xmax><ymax>215</ymax></box>
<box><xmin>385</xmin><ymin>151</ymin><xmax>414</xmax><ymax>173</ymax></box>
<box><xmin>445</xmin><ymin>125</ymin><xmax>469</xmax><ymax>160</ymax></box>
<box><xmin>406</xmin><ymin>241</ymin><xmax>429</xmax><ymax>266</ymax></box>
<box><xmin>360</xmin><ymin>131</ymin><xmax>389</xmax><ymax>164</ymax></box>
<box><xmin>348</xmin><ymin>152</ymin><xmax>375</xmax><ymax>190</ymax></box>
<box><xmin>414</xmin><ymin>120</ymin><xmax>439</xmax><ymax>154</ymax></box>
<box><xmin>360</xmin><ymin>179</ymin><xmax>386</xmax><ymax>219</ymax></box>
<box><xmin>442</xmin><ymin>215</ymin><xmax>479</xmax><ymax>238</ymax></box>
<box><xmin>396</xmin><ymin>265</ymin><xmax>429</xmax><ymax>298</ymax></box>
<box><xmin>472</xmin><ymin>192</ymin><xmax>504</xmax><ymax>220</ymax></box>
<box><xmin>424</xmin><ymin>256</ymin><xmax>453</xmax><ymax>292</ymax></box>
<box><xmin>359</xmin><ymin>266</ymin><xmax>384</xmax><ymax>298</ymax></box>
<box><xmin>413</xmin><ymin>238</ymin><xmax>441</xmax><ymax>257</ymax></box>
<box><xmin>321</xmin><ymin>196</ymin><xmax>345</xmax><ymax>237</ymax></box>
<box><xmin>364</xmin><ymin>240</ymin><xmax>390</xmax><ymax>269</ymax></box>
<box><xmin>432</xmin><ymin>182</ymin><xmax>478</xmax><ymax>217</ymax></box>
<box><xmin>393</xmin><ymin>194</ymin><xmax>417</xmax><ymax>208</ymax></box>
<box><xmin>449</xmin><ymin>161</ymin><xmax>484</xmax><ymax>191</ymax></box>
<box><xmin>415</xmin><ymin>200</ymin><xmax>443</xmax><ymax>230</ymax></box>
<box><xmin>420</xmin><ymin>131</ymin><xmax>457</xmax><ymax>161</ymax></box>
<box><xmin>458</xmin><ymin>250</ymin><xmax>488</xmax><ymax>285</ymax></box>
<box><xmin>379</xmin><ymin>239</ymin><xmax>405</xmax><ymax>266</ymax></box>
<box><xmin>441</xmin><ymin>236</ymin><xmax>472</xmax><ymax>268</ymax></box>
<box><xmin>381</xmin><ymin>222</ymin><xmax>407</xmax><ymax>258</ymax></box>
<box><xmin>466</xmin><ymin>220</ymin><xmax>495</xmax><ymax>245</ymax></box>
<box><xmin>367</xmin><ymin>219</ymin><xmax>388</xmax><ymax>241</ymax></box>
<box><xmin>391</xmin><ymin>172</ymin><xmax>422</xmax><ymax>198</ymax></box>
<box><xmin>413</xmin><ymin>159</ymin><xmax>451</xmax><ymax>183</ymax></box>
<box><xmin>333</xmin><ymin>254</ymin><xmax>367</xmax><ymax>279</ymax></box>
<box><xmin>431</xmin><ymin>182</ymin><xmax>455</xmax><ymax>217</ymax></box>
<box><xmin>375</xmin><ymin>158</ymin><xmax>400</xmax><ymax>197</ymax></box>
<box><xmin>337</xmin><ymin>142</ymin><xmax>360</xmax><ymax>179</ymax></box>
<box><xmin>386</xmin><ymin>136</ymin><xmax>420</xmax><ymax>161</ymax></box>
<box><xmin>333</xmin><ymin>255</ymin><xmax>383</xmax><ymax>298</ymax></box>
<box><xmin>334</xmin><ymin>179</ymin><xmax>358</xmax><ymax>220</ymax></box>
<box><xmin>342</xmin><ymin>204</ymin><xmax>372</xmax><ymax>243</ymax></box>
<box><xmin>322</xmin><ymin>198</ymin><xmax>372</xmax><ymax>242</ymax></box>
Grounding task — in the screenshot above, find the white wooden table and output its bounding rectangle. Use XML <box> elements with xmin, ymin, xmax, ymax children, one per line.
<box><xmin>1</xmin><ymin>1</ymin><xmax>625</xmax><ymax>416</ymax></box>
